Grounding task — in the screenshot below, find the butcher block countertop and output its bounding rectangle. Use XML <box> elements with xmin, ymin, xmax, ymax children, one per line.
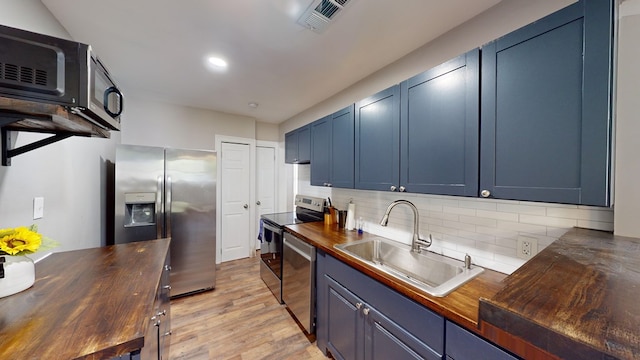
<box><xmin>285</xmin><ymin>222</ymin><xmax>507</xmax><ymax>333</ymax></box>
<box><xmin>480</xmin><ymin>227</ymin><xmax>640</xmax><ymax>360</ymax></box>
<box><xmin>0</xmin><ymin>238</ymin><xmax>170</xmax><ymax>359</ymax></box>
<box><xmin>287</xmin><ymin>223</ymin><xmax>640</xmax><ymax>360</ymax></box>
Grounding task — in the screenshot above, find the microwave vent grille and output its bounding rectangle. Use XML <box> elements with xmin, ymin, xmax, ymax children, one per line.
<box><xmin>1</xmin><ymin>62</ymin><xmax>47</xmax><ymax>87</ymax></box>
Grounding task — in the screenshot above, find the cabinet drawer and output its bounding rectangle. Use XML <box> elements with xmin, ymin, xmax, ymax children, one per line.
<box><xmin>445</xmin><ymin>321</ymin><xmax>518</xmax><ymax>360</ymax></box>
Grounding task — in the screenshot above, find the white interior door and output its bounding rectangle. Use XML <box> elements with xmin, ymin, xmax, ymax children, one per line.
<box><xmin>220</xmin><ymin>141</ymin><xmax>252</xmax><ymax>262</ymax></box>
<box><xmin>256</xmin><ymin>144</ymin><xmax>277</xmax><ymax>249</ymax></box>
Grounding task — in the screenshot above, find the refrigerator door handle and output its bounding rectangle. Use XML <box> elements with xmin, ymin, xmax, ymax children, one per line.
<box><xmin>156</xmin><ymin>176</ymin><xmax>164</xmax><ymax>239</ymax></box>
<box><xmin>166</xmin><ymin>176</ymin><xmax>172</xmax><ymax>238</ymax></box>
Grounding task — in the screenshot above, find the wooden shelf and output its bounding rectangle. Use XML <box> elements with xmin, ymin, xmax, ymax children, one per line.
<box><xmin>0</xmin><ymin>96</ymin><xmax>111</xmax><ymax>165</ymax></box>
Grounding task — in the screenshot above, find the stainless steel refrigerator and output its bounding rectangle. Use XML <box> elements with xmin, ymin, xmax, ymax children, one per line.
<box><xmin>114</xmin><ymin>144</ymin><xmax>216</xmax><ymax>297</ymax></box>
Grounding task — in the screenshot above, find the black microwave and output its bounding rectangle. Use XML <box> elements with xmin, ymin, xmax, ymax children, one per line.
<box><xmin>0</xmin><ymin>24</ymin><xmax>123</xmax><ymax>131</ymax></box>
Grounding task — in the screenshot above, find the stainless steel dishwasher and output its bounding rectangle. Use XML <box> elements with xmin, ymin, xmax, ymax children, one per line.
<box><xmin>282</xmin><ymin>231</ymin><xmax>316</xmax><ymax>334</ymax></box>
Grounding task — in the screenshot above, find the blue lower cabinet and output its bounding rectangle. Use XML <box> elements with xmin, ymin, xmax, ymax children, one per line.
<box><xmin>317</xmin><ymin>250</ymin><xmax>444</xmax><ymax>360</ymax></box>
<box><xmin>445</xmin><ymin>321</ymin><xmax>519</xmax><ymax>360</ymax></box>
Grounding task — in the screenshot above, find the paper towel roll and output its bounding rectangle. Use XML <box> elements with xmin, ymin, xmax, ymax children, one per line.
<box><xmin>346</xmin><ymin>202</ymin><xmax>356</xmax><ymax>230</ymax></box>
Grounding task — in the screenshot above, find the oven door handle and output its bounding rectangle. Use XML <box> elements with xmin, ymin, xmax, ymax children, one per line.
<box><xmin>263</xmin><ymin>222</ymin><xmax>282</xmax><ymax>235</ymax></box>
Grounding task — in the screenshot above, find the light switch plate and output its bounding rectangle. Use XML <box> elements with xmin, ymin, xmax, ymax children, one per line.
<box><xmin>33</xmin><ymin>197</ymin><xmax>44</xmax><ymax>219</ymax></box>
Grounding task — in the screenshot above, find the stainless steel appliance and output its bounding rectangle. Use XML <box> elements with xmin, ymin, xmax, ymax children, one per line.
<box><xmin>260</xmin><ymin>194</ymin><xmax>324</xmax><ymax>304</ymax></box>
<box><xmin>114</xmin><ymin>144</ymin><xmax>216</xmax><ymax>297</ymax></box>
<box><xmin>283</xmin><ymin>231</ymin><xmax>316</xmax><ymax>334</ymax></box>
<box><xmin>0</xmin><ymin>24</ymin><xmax>123</xmax><ymax>130</ymax></box>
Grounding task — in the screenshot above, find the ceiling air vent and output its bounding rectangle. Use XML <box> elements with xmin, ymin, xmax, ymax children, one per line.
<box><xmin>298</xmin><ymin>0</ymin><xmax>353</xmax><ymax>33</ymax></box>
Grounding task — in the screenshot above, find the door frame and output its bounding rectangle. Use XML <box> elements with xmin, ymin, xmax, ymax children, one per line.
<box><xmin>255</xmin><ymin>140</ymin><xmax>280</xmax><ymax>248</ymax></box>
<box><xmin>215</xmin><ymin>135</ymin><xmax>256</xmax><ymax>264</ymax></box>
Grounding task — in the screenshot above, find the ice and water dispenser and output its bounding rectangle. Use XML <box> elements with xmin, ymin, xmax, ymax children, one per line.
<box><xmin>123</xmin><ymin>192</ymin><xmax>156</xmax><ymax>227</ymax></box>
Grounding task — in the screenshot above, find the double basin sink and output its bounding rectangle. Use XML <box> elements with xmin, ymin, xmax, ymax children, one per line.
<box><xmin>334</xmin><ymin>237</ymin><xmax>484</xmax><ymax>297</ymax></box>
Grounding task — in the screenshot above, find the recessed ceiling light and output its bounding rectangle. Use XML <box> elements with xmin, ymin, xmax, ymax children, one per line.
<box><xmin>205</xmin><ymin>56</ymin><xmax>228</xmax><ymax>71</ymax></box>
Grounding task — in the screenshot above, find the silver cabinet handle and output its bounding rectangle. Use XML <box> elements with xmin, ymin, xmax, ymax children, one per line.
<box><xmin>164</xmin><ymin>265</ymin><xmax>171</xmax><ymax>271</ymax></box>
<box><xmin>164</xmin><ymin>330</ymin><xmax>172</xmax><ymax>337</ymax></box>
<box><xmin>163</xmin><ymin>285</ymin><xmax>171</xmax><ymax>290</ymax></box>
<box><xmin>243</xmin><ymin>204</ymin><xmax>249</xmax><ymax>209</ymax></box>
<box><xmin>156</xmin><ymin>176</ymin><xmax>163</xmax><ymax>239</ymax></box>
<box><xmin>399</xmin><ymin>186</ymin><xmax>406</xmax><ymax>192</ymax></box>
<box><xmin>157</xmin><ymin>310</ymin><xmax>167</xmax><ymax>317</ymax></box>
<box><xmin>390</xmin><ymin>185</ymin><xmax>397</xmax><ymax>192</ymax></box>
<box><xmin>166</xmin><ymin>176</ymin><xmax>172</xmax><ymax>238</ymax></box>
<box><xmin>480</xmin><ymin>189</ymin><xmax>491</xmax><ymax>198</ymax></box>
<box><xmin>356</xmin><ymin>302</ymin><xmax>363</xmax><ymax>310</ymax></box>
<box><xmin>256</xmin><ymin>201</ymin><xmax>261</xmax><ymax>205</ymax></box>
<box><xmin>363</xmin><ymin>308</ymin><xmax>370</xmax><ymax>316</ymax></box>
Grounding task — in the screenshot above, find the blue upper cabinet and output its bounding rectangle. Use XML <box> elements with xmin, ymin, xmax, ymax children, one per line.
<box><xmin>480</xmin><ymin>0</ymin><xmax>613</xmax><ymax>206</ymax></box>
<box><xmin>310</xmin><ymin>115</ymin><xmax>331</xmax><ymax>185</ymax></box>
<box><xmin>400</xmin><ymin>49</ymin><xmax>479</xmax><ymax>196</ymax></box>
<box><xmin>330</xmin><ymin>105</ymin><xmax>355</xmax><ymax>188</ymax></box>
<box><xmin>310</xmin><ymin>105</ymin><xmax>355</xmax><ymax>188</ymax></box>
<box><xmin>355</xmin><ymin>85</ymin><xmax>401</xmax><ymax>191</ymax></box>
<box><xmin>285</xmin><ymin>125</ymin><xmax>311</xmax><ymax>164</ymax></box>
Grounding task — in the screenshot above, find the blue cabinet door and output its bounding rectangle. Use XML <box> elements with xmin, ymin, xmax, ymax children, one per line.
<box><xmin>400</xmin><ymin>49</ymin><xmax>479</xmax><ymax>196</ymax></box>
<box><xmin>285</xmin><ymin>130</ymin><xmax>298</xmax><ymax>163</ymax></box>
<box><xmin>310</xmin><ymin>116</ymin><xmax>332</xmax><ymax>186</ymax></box>
<box><xmin>330</xmin><ymin>104</ymin><xmax>355</xmax><ymax>188</ymax></box>
<box><xmin>326</xmin><ymin>275</ymin><xmax>365</xmax><ymax>360</ymax></box>
<box><xmin>310</xmin><ymin>105</ymin><xmax>355</xmax><ymax>188</ymax></box>
<box><xmin>480</xmin><ymin>0</ymin><xmax>613</xmax><ymax>205</ymax></box>
<box><xmin>355</xmin><ymin>85</ymin><xmax>401</xmax><ymax>191</ymax></box>
<box><xmin>367</xmin><ymin>307</ymin><xmax>442</xmax><ymax>360</ymax></box>
<box><xmin>285</xmin><ymin>125</ymin><xmax>312</xmax><ymax>164</ymax></box>
<box><xmin>445</xmin><ymin>321</ymin><xmax>519</xmax><ymax>360</ymax></box>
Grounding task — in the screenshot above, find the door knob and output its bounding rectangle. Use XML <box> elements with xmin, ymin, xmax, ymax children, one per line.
<box><xmin>399</xmin><ymin>186</ymin><xmax>406</xmax><ymax>192</ymax></box>
<box><xmin>390</xmin><ymin>185</ymin><xmax>397</xmax><ymax>192</ymax></box>
<box><xmin>480</xmin><ymin>189</ymin><xmax>491</xmax><ymax>198</ymax></box>
<box><xmin>243</xmin><ymin>204</ymin><xmax>249</xmax><ymax>209</ymax></box>
<box><xmin>356</xmin><ymin>302</ymin><xmax>363</xmax><ymax>310</ymax></box>
<box><xmin>363</xmin><ymin>308</ymin><xmax>370</xmax><ymax>316</ymax></box>
<box><xmin>256</xmin><ymin>201</ymin><xmax>261</xmax><ymax>205</ymax></box>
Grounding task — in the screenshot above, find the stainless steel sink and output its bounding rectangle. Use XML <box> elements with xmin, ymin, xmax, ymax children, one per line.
<box><xmin>334</xmin><ymin>237</ymin><xmax>484</xmax><ymax>297</ymax></box>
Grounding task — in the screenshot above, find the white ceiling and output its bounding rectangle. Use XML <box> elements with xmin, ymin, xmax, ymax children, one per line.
<box><xmin>41</xmin><ymin>0</ymin><xmax>501</xmax><ymax>124</ymax></box>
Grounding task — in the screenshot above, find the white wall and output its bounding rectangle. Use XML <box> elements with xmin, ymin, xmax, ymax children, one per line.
<box><xmin>279</xmin><ymin>0</ymin><xmax>625</xmax><ymax>274</ymax></box>
<box><xmin>122</xmin><ymin>94</ymin><xmax>257</xmax><ymax>150</ymax></box>
<box><xmin>613</xmin><ymin>1</ymin><xmax>640</xmax><ymax>237</ymax></box>
<box><xmin>0</xmin><ymin>0</ymin><xmax>120</xmax><ymax>257</ymax></box>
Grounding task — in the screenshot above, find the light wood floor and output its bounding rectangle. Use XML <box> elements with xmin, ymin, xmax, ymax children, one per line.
<box><xmin>169</xmin><ymin>254</ymin><xmax>327</xmax><ymax>360</ymax></box>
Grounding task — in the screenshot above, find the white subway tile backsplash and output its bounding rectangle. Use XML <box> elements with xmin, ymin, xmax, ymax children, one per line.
<box><xmin>459</xmin><ymin>199</ymin><xmax>498</xmax><ymax>211</ymax></box>
<box><xmin>519</xmin><ymin>214</ymin><xmax>578</xmax><ymax>228</ymax></box>
<box><xmin>296</xmin><ymin>175</ymin><xmax>614</xmax><ymax>275</ymax></box>
<box><xmin>577</xmin><ymin>220</ymin><xmax>614</xmax><ymax>232</ymax></box>
<box><xmin>476</xmin><ymin>209</ymin><xmax>520</xmax><ymax>222</ymax></box>
<box><xmin>497</xmin><ymin>203</ymin><xmax>547</xmax><ymax>216</ymax></box>
<box><xmin>442</xmin><ymin>220</ymin><xmax>477</xmax><ymax>232</ymax></box>
<box><xmin>577</xmin><ymin>209</ymin><xmax>614</xmax><ymax>222</ymax></box>
<box><xmin>443</xmin><ymin>206</ymin><xmax>477</xmax><ymax>216</ymax></box>
<box><xmin>497</xmin><ymin>220</ymin><xmax>548</xmax><ymax>233</ymax></box>
<box><xmin>458</xmin><ymin>215</ymin><xmax>498</xmax><ymax>227</ymax></box>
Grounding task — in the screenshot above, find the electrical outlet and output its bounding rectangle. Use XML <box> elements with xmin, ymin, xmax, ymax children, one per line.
<box><xmin>517</xmin><ymin>235</ymin><xmax>538</xmax><ymax>260</ymax></box>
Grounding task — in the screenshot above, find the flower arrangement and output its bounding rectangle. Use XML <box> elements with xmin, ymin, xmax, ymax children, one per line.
<box><xmin>0</xmin><ymin>225</ymin><xmax>57</xmax><ymax>256</ymax></box>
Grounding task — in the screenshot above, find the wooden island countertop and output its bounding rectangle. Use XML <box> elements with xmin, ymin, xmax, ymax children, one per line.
<box><xmin>0</xmin><ymin>238</ymin><xmax>170</xmax><ymax>359</ymax></box>
<box><xmin>480</xmin><ymin>227</ymin><xmax>640</xmax><ymax>360</ymax></box>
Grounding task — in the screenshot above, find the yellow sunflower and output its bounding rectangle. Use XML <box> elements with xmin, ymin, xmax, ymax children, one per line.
<box><xmin>0</xmin><ymin>226</ymin><xmax>42</xmax><ymax>255</ymax></box>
